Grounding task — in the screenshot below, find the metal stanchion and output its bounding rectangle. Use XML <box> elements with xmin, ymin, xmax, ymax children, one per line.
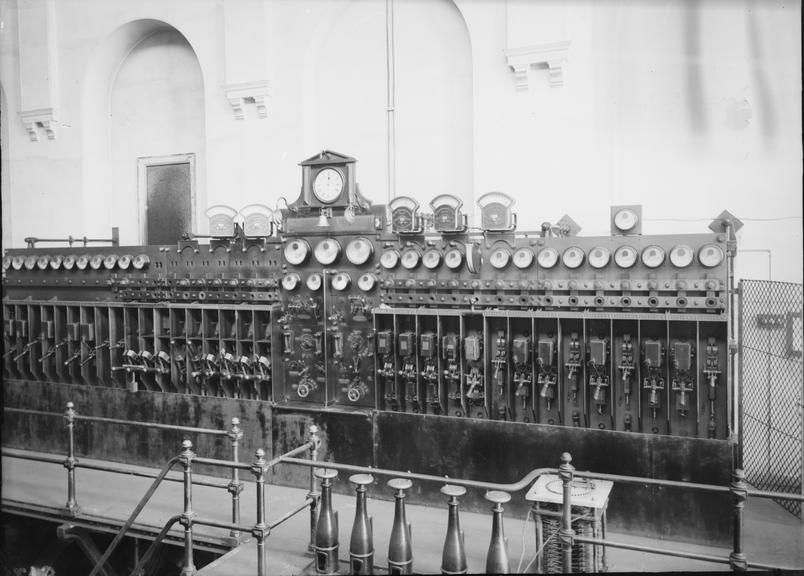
<box><xmin>63</xmin><ymin>402</ymin><xmax>80</xmax><ymax>516</ymax></box>
<box><xmin>251</xmin><ymin>448</ymin><xmax>269</xmax><ymax>576</ymax></box>
<box><xmin>349</xmin><ymin>474</ymin><xmax>375</xmax><ymax>574</ymax></box>
<box><xmin>227</xmin><ymin>417</ymin><xmax>244</xmax><ymax>543</ymax></box>
<box><xmin>314</xmin><ymin>468</ymin><xmax>339</xmax><ymax>575</ymax></box>
<box><xmin>441</xmin><ymin>484</ymin><xmax>467</xmax><ymax>575</ymax></box>
<box><xmin>485</xmin><ymin>490</ymin><xmax>511</xmax><ymax>574</ymax></box>
<box><xmin>729</xmin><ymin>468</ymin><xmax>748</xmax><ymax>571</ymax></box>
<box><xmin>308</xmin><ymin>424</ymin><xmax>321</xmax><ymax>553</ymax></box>
<box><xmin>387</xmin><ymin>478</ymin><xmax>413</xmax><ymax>574</ymax></box>
<box><xmin>179</xmin><ymin>440</ymin><xmax>197</xmax><ymax>576</ymax></box>
<box><xmin>559</xmin><ymin>452</ymin><xmax>575</xmax><ymax>574</ymax></box>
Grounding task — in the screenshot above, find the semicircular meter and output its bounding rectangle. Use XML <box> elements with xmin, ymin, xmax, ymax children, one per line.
<box><xmin>477</xmin><ymin>191</ymin><xmax>515</xmax><ymax>232</ymax></box>
<box><xmin>314</xmin><ymin>238</ymin><xmax>341</xmax><ymax>265</ymax></box>
<box><xmin>284</xmin><ymin>239</ymin><xmax>311</xmax><ymax>266</ymax></box>
<box><xmin>430</xmin><ymin>194</ymin><xmax>466</xmax><ymax>233</ymax></box>
<box><xmin>389</xmin><ymin>196</ymin><xmax>421</xmax><ymax>234</ymax></box>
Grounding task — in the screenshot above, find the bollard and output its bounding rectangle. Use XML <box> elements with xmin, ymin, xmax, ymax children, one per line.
<box><xmin>440</xmin><ymin>484</ymin><xmax>467</xmax><ymax>575</ymax></box>
<box><xmin>387</xmin><ymin>478</ymin><xmax>414</xmax><ymax>575</ymax></box>
<box><xmin>251</xmin><ymin>448</ymin><xmax>269</xmax><ymax>576</ymax></box>
<box><xmin>349</xmin><ymin>474</ymin><xmax>375</xmax><ymax>574</ymax></box>
<box><xmin>308</xmin><ymin>425</ymin><xmax>321</xmax><ymax>553</ymax></box>
<box><xmin>484</xmin><ymin>490</ymin><xmax>511</xmax><ymax>574</ymax></box>
<box><xmin>314</xmin><ymin>468</ymin><xmax>339</xmax><ymax>575</ymax></box>
<box><xmin>63</xmin><ymin>402</ymin><xmax>80</xmax><ymax>516</ymax></box>
<box><xmin>729</xmin><ymin>468</ymin><xmax>748</xmax><ymax>571</ymax></box>
<box><xmin>178</xmin><ymin>440</ymin><xmax>197</xmax><ymax>576</ymax></box>
<box><xmin>559</xmin><ymin>452</ymin><xmax>575</xmax><ymax>574</ymax></box>
<box><xmin>227</xmin><ymin>417</ymin><xmax>244</xmax><ymax>542</ymax></box>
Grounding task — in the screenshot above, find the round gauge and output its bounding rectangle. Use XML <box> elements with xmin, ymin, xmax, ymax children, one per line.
<box><xmin>62</xmin><ymin>255</ymin><xmax>76</xmax><ymax>270</ymax></box>
<box><xmin>434</xmin><ymin>205</ymin><xmax>457</xmax><ymax>231</ymax></box>
<box><xmin>76</xmin><ymin>255</ymin><xmax>90</xmax><ymax>270</ymax></box>
<box><xmin>380</xmin><ymin>249</ymin><xmax>400</xmax><ymax>269</ymax></box>
<box><xmin>331</xmin><ymin>272</ymin><xmax>351</xmax><ymax>291</ymax></box>
<box><xmin>306</xmin><ymin>273</ymin><xmax>323</xmax><ymax>291</ymax></box>
<box><xmin>132</xmin><ymin>254</ymin><xmax>150</xmax><ymax>270</ymax></box>
<box><xmin>699</xmin><ymin>243</ymin><xmax>725</xmax><ymax>268</ymax></box>
<box><xmin>669</xmin><ymin>245</ymin><xmax>694</xmax><ymax>268</ymax></box>
<box><xmin>36</xmin><ymin>255</ymin><xmax>50</xmax><ymax>270</ymax></box>
<box><xmin>49</xmin><ymin>255</ymin><xmax>64</xmax><ymax>270</ymax></box>
<box><xmin>444</xmin><ymin>247</ymin><xmax>464</xmax><ymax>270</ymax></box>
<box><xmin>314</xmin><ymin>239</ymin><xmax>341</xmax><ymax>265</ymax></box>
<box><xmin>537</xmin><ymin>247</ymin><xmax>559</xmax><ymax>269</ymax></box>
<box><xmin>392</xmin><ymin>209</ymin><xmax>414</xmax><ymax>233</ymax></box>
<box><xmin>345</xmin><ymin>237</ymin><xmax>373</xmax><ymax>266</ymax></box>
<box><xmin>489</xmin><ymin>246</ymin><xmax>511</xmax><ymax>270</ymax></box>
<box><xmin>90</xmin><ymin>254</ymin><xmax>104</xmax><ymax>270</ymax></box>
<box><xmin>562</xmin><ymin>247</ymin><xmax>584</xmax><ymax>269</ymax></box>
<box><xmin>11</xmin><ymin>255</ymin><xmax>25</xmax><ymax>270</ymax></box>
<box><xmin>24</xmin><ymin>255</ymin><xmax>38</xmax><ymax>270</ymax></box>
<box><xmin>401</xmin><ymin>248</ymin><xmax>421</xmax><ymax>270</ymax></box>
<box><xmin>614</xmin><ymin>245</ymin><xmax>638</xmax><ymax>268</ymax></box>
<box><xmin>641</xmin><ymin>245</ymin><xmax>665</xmax><ymax>268</ymax></box>
<box><xmin>423</xmin><ymin>249</ymin><xmax>442</xmax><ymax>270</ymax></box>
<box><xmin>2</xmin><ymin>256</ymin><xmax>11</xmax><ymax>271</ymax></box>
<box><xmin>614</xmin><ymin>208</ymin><xmax>639</xmax><ymax>232</ymax></box>
<box><xmin>281</xmin><ymin>273</ymin><xmax>301</xmax><ymax>291</ymax></box>
<box><xmin>284</xmin><ymin>239</ymin><xmax>311</xmax><ymax>266</ymax></box>
<box><xmin>103</xmin><ymin>254</ymin><xmax>118</xmax><ymax>270</ymax></box>
<box><xmin>513</xmin><ymin>247</ymin><xmax>534</xmax><ymax>270</ymax></box>
<box><xmin>588</xmin><ymin>247</ymin><xmax>611</xmax><ymax>269</ymax></box>
<box><xmin>312</xmin><ymin>168</ymin><xmax>344</xmax><ymax>204</ymax></box>
<box><xmin>118</xmin><ymin>254</ymin><xmax>132</xmax><ymax>270</ymax></box>
<box><xmin>358</xmin><ymin>273</ymin><xmax>377</xmax><ymax>292</ymax></box>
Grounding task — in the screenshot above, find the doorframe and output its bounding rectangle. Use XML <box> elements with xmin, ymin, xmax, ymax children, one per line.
<box><xmin>137</xmin><ymin>153</ymin><xmax>196</xmax><ymax>244</ymax></box>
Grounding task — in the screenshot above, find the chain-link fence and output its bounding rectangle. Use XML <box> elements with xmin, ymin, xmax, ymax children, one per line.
<box><xmin>740</xmin><ymin>279</ymin><xmax>803</xmax><ymax>517</ymax></box>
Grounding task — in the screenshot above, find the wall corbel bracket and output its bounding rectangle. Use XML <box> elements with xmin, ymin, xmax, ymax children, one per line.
<box><xmin>223</xmin><ymin>81</ymin><xmax>271</xmax><ymax>120</ymax></box>
<box><xmin>19</xmin><ymin>108</ymin><xmax>59</xmax><ymax>141</ymax></box>
<box><xmin>504</xmin><ymin>40</ymin><xmax>571</xmax><ymax>90</ymax></box>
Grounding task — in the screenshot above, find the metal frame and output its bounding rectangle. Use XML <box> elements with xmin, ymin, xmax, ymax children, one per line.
<box><xmin>136</xmin><ymin>153</ymin><xmax>197</xmax><ymax>244</ymax></box>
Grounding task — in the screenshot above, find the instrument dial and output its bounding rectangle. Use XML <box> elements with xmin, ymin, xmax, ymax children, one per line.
<box><xmin>103</xmin><ymin>254</ymin><xmax>118</xmax><ymax>270</ymax></box>
<box><xmin>284</xmin><ymin>239</ymin><xmax>311</xmax><ymax>266</ymax></box>
<box><xmin>306</xmin><ymin>273</ymin><xmax>323</xmax><ymax>291</ymax></box>
<box><xmin>614</xmin><ymin>246</ymin><xmax>638</xmax><ymax>268</ymax></box>
<box><xmin>132</xmin><ymin>254</ymin><xmax>150</xmax><ymax>270</ymax></box>
<box><xmin>380</xmin><ymin>249</ymin><xmax>400</xmax><ymax>269</ymax></box>
<box><xmin>401</xmin><ymin>248</ymin><xmax>421</xmax><ymax>270</ymax></box>
<box><xmin>331</xmin><ymin>272</ymin><xmax>351</xmax><ymax>291</ymax></box>
<box><xmin>36</xmin><ymin>255</ymin><xmax>50</xmax><ymax>270</ymax></box>
<box><xmin>314</xmin><ymin>239</ymin><xmax>342</xmax><ymax>265</ymax></box>
<box><xmin>614</xmin><ymin>208</ymin><xmax>639</xmax><ymax>232</ymax></box>
<box><xmin>513</xmin><ymin>247</ymin><xmax>534</xmax><ymax>270</ymax></box>
<box><xmin>345</xmin><ymin>237</ymin><xmax>373</xmax><ymax>266</ymax></box>
<box><xmin>76</xmin><ymin>255</ymin><xmax>90</xmax><ymax>270</ymax></box>
<box><xmin>699</xmin><ymin>244</ymin><xmax>725</xmax><ymax>268</ymax></box>
<box><xmin>489</xmin><ymin>246</ymin><xmax>511</xmax><ymax>270</ymax></box>
<box><xmin>90</xmin><ymin>254</ymin><xmax>104</xmax><ymax>270</ymax></box>
<box><xmin>118</xmin><ymin>254</ymin><xmax>132</xmax><ymax>270</ymax></box>
<box><xmin>588</xmin><ymin>247</ymin><xmax>611</xmax><ymax>269</ymax></box>
<box><xmin>49</xmin><ymin>255</ymin><xmax>64</xmax><ymax>270</ymax></box>
<box><xmin>62</xmin><ymin>255</ymin><xmax>76</xmax><ymax>270</ymax></box>
<box><xmin>392</xmin><ymin>209</ymin><xmax>413</xmax><ymax>232</ymax></box>
<box><xmin>669</xmin><ymin>245</ymin><xmax>694</xmax><ymax>268</ymax></box>
<box><xmin>281</xmin><ymin>273</ymin><xmax>301</xmax><ymax>291</ymax></box>
<box><xmin>434</xmin><ymin>206</ymin><xmax>457</xmax><ymax>231</ymax></box>
<box><xmin>24</xmin><ymin>255</ymin><xmax>38</xmax><ymax>270</ymax></box>
<box><xmin>641</xmin><ymin>245</ymin><xmax>665</xmax><ymax>268</ymax></box>
<box><xmin>11</xmin><ymin>255</ymin><xmax>25</xmax><ymax>270</ymax></box>
<box><xmin>2</xmin><ymin>256</ymin><xmax>12</xmax><ymax>271</ymax></box>
<box><xmin>562</xmin><ymin>247</ymin><xmax>584</xmax><ymax>269</ymax></box>
<box><xmin>537</xmin><ymin>247</ymin><xmax>559</xmax><ymax>269</ymax></box>
<box><xmin>444</xmin><ymin>247</ymin><xmax>464</xmax><ymax>270</ymax></box>
<box><xmin>312</xmin><ymin>168</ymin><xmax>344</xmax><ymax>204</ymax></box>
<box><xmin>358</xmin><ymin>273</ymin><xmax>377</xmax><ymax>292</ymax></box>
<box><xmin>422</xmin><ymin>249</ymin><xmax>442</xmax><ymax>270</ymax></box>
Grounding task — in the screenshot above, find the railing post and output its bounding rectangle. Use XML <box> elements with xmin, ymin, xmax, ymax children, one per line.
<box><xmin>178</xmin><ymin>440</ymin><xmax>197</xmax><ymax>576</ymax></box>
<box><xmin>307</xmin><ymin>424</ymin><xmax>321</xmax><ymax>553</ymax></box>
<box><xmin>484</xmin><ymin>490</ymin><xmax>511</xmax><ymax>574</ymax></box>
<box><xmin>440</xmin><ymin>484</ymin><xmax>467</xmax><ymax>575</ymax></box>
<box><xmin>63</xmin><ymin>401</ymin><xmax>80</xmax><ymax>516</ymax></box>
<box><xmin>349</xmin><ymin>473</ymin><xmax>375</xmax><ymax>574</ymax></box>
<box><xmin>729</xmin><ymin>468</ymin><xmax>748</xmax><ymax>571</ymax></box>
<box><xmin>251</xmin><ymin>448</ymin><xmax>269</xmax><ymax>576</ymax></box>
<box><xmin>559</xmin><ymin>452</ymin><xmax>575</xmax><ymax>574</ymax></box>
<box><xmin>227</xmin><ymin>417</ymin><xmax>244</xmax><ymax>543</ymax></box>
<box><xmin>314</xmin><ymin>468</ymin><xmax>340</xmax><ymax>575</ymax></box>
<box><xmin>387</xmin><ymin>478</ymin><xmax>413</xmax><ymax>575</ymax></box>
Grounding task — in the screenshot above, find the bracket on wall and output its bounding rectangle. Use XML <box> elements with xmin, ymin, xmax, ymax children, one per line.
<box><xmin>504</xmin><ymin>40</ymin><xmax>571</xmax><ymax>90</ymax></box>
<box><xmin>19</xmin><ymin>107</ymin><xmax>59</xmax><ymax>141</ymax></box>
<box><xmin>223</xmin><ymin>80</ymin><xmax>271</xmax><ymax>120</ymax></box>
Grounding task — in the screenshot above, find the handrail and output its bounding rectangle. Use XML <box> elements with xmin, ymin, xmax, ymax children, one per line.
<box><xmin>129</xmin><ymin>514</ymin><xmax>183</xmax><ymax>576</ymax></box>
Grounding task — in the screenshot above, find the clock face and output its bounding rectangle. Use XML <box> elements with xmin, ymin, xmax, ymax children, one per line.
<box><xmin>312</xmin><ymin>168</ymin><xmax>344</xmax><ymax>204</ymax></box>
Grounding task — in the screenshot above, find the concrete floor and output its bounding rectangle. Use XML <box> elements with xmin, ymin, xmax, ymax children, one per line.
<box><xmin>2</xmin><ymin>453</ymin><xmax>802</xmax><ymax>574</ymax></box>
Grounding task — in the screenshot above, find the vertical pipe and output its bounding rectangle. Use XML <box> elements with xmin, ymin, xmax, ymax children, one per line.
<box><xmin>63</xmin><ymin>401</ymin><xmax>79</xmax><ymax>515</ymax></box>
<box><xmin>440</xmin><ymin>484</ymin><xmax>467</xmax><ymax>575</ymax></box>
<box><xmin>179</xmin><ymin>440</ymin><xmax>196</xmax><ymax>576</ymax></box>
<box><xmin>349</xmin><ymin>474</ymin><xmax>375</xmax><ymax>574</ymax></box>
<box><xmin>387</xmin><ymin>478</ymin><xmax>413</xmax><ymax>574</ymax></box>
<box><xmin>308</xmin><ymin>425</ymin><xmax>321</xmax><ymax>553</ymax></box>
<box><xmin>484</xmin><ymin>490</ymin><xmax>511</xmax><ymax>574</ymax></box>
<box><xmin>251</xmin><ymin>448</ymin><xmax>269</xmax><ymax>576</ymax></box>
<box><xmin>559</xmin><ymin>452</ymin><xmax>575</xmax><ymax>574</ymax></box>
<box><xmin>228</xmin><ymin>417</ymin><xmax>244</xmax><ymax>542</ymax></box>
<box><xmin>314</xmin><ymin>468</ymin><xmax>340</xmax><ymax>575</ymax></box>
<box><xmin>729</xmin><ymin>468</ymin><xmax>748</xmax><ymax>571</ymax></box>
<box><xmin>385</xmin><ymin>0</ymin><xmax>396</xmax><ymax>202</ymax></box>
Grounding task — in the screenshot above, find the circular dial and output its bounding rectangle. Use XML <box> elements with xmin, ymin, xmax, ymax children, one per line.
<box><xmin>641</xmin><ymin>245</ymin><xmax>665</xmax><ymax>268</ymax></box>
<box><xmin>699</xmin><ymin>244</ymin><xmax>725</xmax><ymax>268</ymax></box>
<box><xmin>669</xmin><ymin>244</ymin><xmax>694</xmax><ymax>268</ymax></box>
<box><xmin>357</xmin><ymin>273</ymin><xmax>377</xmax><ymax>292</ymax></box>
<box><xmin>312</xmin><ymin>168</ymin><xmax>344</xmax><ymax>204</ymax></box>
<box><xmin>513</xmin><ymin>247</ymin><xmax>534</xmax><ymax>270</ymax></box>
<box><xmin>90</xmin><ymin>254</ymin><xmax>104</xmax><ymax>270</ymax></box>
<box><xmin>614</xmin><ymin>208</ymin><xmax>639</xmax><ymax>232</ymax></box>
<box><xmin>489</xmin><ymin>246</ymin><xmax>511</xmax><ymax>270</ymax></box>
<box><xmin>2</xmin><ymin>255</ymin><xmax>12</xmax><ymax>271</ymax></box>
<box><xmin>62</xmin><ymin>255</ymin><xmax>76</xmax><ymax>270</ymax></box>
<box><xmin>562</xmin><ymin>247</ymin><xmax>585</xmax><ymax>269</ymax></box>
<box><xmin>24</xmin><ymin>255</ymin><xmax>38</xmax><ymax>270</ymax></box>
<box><xmin>103</xmin><ymin>254</ymin><xmax>118</xmax><ymax>270</ymax></box>
<box><xmin>588</xmin><ymin>247</ymin><xmax>611</xmax><ymax>269</ymax></box>
<box><xmin>36</xmin><ymin>255</ymin><xmax>50</xmax><ymax>270</ymax></box>
<box><xmin>132</xmin><ymin>254</ymin><xmax>150</xmax><ymax>270</ymax></box>
<box><xmin>281</xmin><ymin>273</ymin><xmax>301</xmax><ymax>291</ymax></box>
<box><xmin>537</xmin><ymin>247</ymin><xmax>559</xmax><ymax>269</ymax></box>
<box><xmin>314</xmin><ymin>238</ymin><xmax>342</xmax><ymax>265</ymax></box>
<box><xmin>345</xmin><ymin>237</ymin><xmax>373</xmax><ymax>266</ymax></box>
<box><xmin>434</xmin><ymin>206</ymin><xmax>457</xmax><ymax>231</ymax></box>
<box><xmin>482</xmin><ymin>203</ymin><xmax>510</xmax><ymax>231</ymax></box>
<box><xmin>118</xmin><ymin>254</ymin><xmax>132</xmax><ymax>270</ymax></box>
<box><xmin>11</xmin><ymin>255</ymin><xmax>25</xmax><ymax>270</ymax></box>
<box><xmin>401</xmin><ymin>248</ymin><xmax>421</xmax><ymax>270</ymax></box>
<box><xmin>392</xmin><ymin>208</ymin><xmax>414</xmax><ymax>233</ymax></box>
<box><xmin>284</xmin><ymin>239</ymin><xmax>310</xmax><ymax>266</ymax></box>
<box><xmin>76</xmin><ymin>255</ymin><xmax>90</xmax><ymax>270</ymax></box>
<box><xmin>49</xmin><ymin>255</ymin><xmax>64</xmax><ymax>270</ymax></box>
<box><xmin>331</xmin><ymin>272</ymin><xmax>351</xmax><ymax>291</ymax></box>
<box><xmin>614</xmin><ymin>245</ymin><xmax>638</xmax><ymax>268</ymax></box>
<box><xmin>380</xmin><ymin>249</ymin><xmax>400</xmax><ymax>269</ymax></box>
<box><xmin>306</xmin><ymin>273</ymin><xmax>323</xmax><ymax>291</ymax></box>
<box><xmin>444</xmin><ymin>247</ymin><xmax>464</xmax><ymax>270</ymax></box>
<box><xmin>422</xmin><ymin>249</ymin><xmax>442</xmax><ymax>270</ymax></box>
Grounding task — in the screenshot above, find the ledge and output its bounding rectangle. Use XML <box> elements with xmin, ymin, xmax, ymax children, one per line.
<box><xmin>504</xmin><ymin>40</ymin><xmax>571</xmax><ymax>90</ymax></box>
<box><xmin>222</xmin><ymin>80</ymin><xmax>271</xmax><ymax>120</ymax></box>
<box><xmin>19</xmin><ymin>108</ymin><xmax>59</xmax><ymax>141</ymax></box>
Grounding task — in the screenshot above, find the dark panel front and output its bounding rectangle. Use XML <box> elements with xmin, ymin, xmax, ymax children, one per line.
<box><xmin>146</xmin><ymin>161</ymin><xmax>191</xmax><ymax>245</ymax></box>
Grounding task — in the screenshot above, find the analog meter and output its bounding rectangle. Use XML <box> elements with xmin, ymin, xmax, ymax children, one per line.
<box><xmin>614</xmin><ymin>246</ymin><xmax>638</xmax><ymax>269</ymax></box>
<box><xmin>699</xmin><ymin>244</ymin><xmax>725</xmax><ymax>268</ymax></box>
<box><xmin>345</xmin><ymin>238</ymin><xmax>373</xmax><ymax>266</ymax></box>
<box><xmin>444</xmin><ymin>247</ymin><xmax>464</xmax><ymax>270</ymax></box>
<box><xmin>489</xmin><ymin>245</ymin><xmax>512</xmax><ymax>270</ymax></box>
<box><xmin>537</xmin><ymin>247</ymin><xmax>559</xmax><ymax>269</ymax></box>
<box><xmin>380</xmin><ymin>249</ymin><xmax>400</xmax><ymax>270</ymax></box>
<box><xmin>641</xmin><ymin>246</ymin><xmax>665</xmax><ymax>268</ymax></box>
<box><xmin>401</xmin><ymin>248</ymin><xmax>421</xmax><ymax>270</ymax></box>
<box><xmin>513</xmin><ymin>247</ymin><xmax>534</xmax><ymax>270</ymax></box>
<box><xmin>588</xmin><ymin>247</ymin><xmax>611</xmax><ymax>269</ymax></box>
<box><xmin>669</xmin><ymin>245</ymin><xmax>694</xmax><ymax>268</ymax></box>
<box><xmin>306</xmin><ymin>273</ymin><xmax>323</xmax><ymax>292</ymax></box>
<box><xmin>422</xmin><ymin>249</ymin><xmax>442</xmax><ymax>270</ymax></box>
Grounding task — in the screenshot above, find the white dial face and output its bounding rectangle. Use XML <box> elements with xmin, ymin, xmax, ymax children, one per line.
<box><xmin>76</xmin><ymin>255</ymin><xmax>90</xmax><ymax>270</ymax></box>
<box><xmin>36</xmin><ymin>255</ymin><xmax>50</xmax><ymax>270</ymax></box>
<box><xmin>314</xmin><ymin>239</ymin><xmax>341</xmax><ymax>265</ymax></box>
<box><xmin>312</xmin><ymin>168</ymin><xmax>344</xmax><ymax>204</ymax></box>
<box><xmin>282</xmin><ymin>273</ymin><xmax>300</xmax><ymax>291</ymax></box>
<box><xmin>641</xmin><ymin>245</ymin><xmax>665</xmax><ymax>268</ymax></box>
<box><xmin>699</xmin><ymin>244</ymin><xmax>725</xmax><ymax>268</ymax></box>
<box><xmin>118</xmin><ymin>254</ymin><xmax>132</xmax><ymax>270</ymax></box>
<box><xmin>588</xmin><ymin>247</ymin><xmax>611</xmax><ymax>269</ymax></box>
<box><xmin>306</xmin><ymin>273</ymin><xmax>323</xmax><ymax>291</ymax></box>
<box><xmin>669</xmin><ymin>245</ymin><xmax>694</xmax><ymax>268</ymax></box>
<box><xmin>562</xmin><ymin>247</ymin><xmax>584</xmax><ymax>269</ymax></box>
<box><xmin>380</xmin><ymin>249</ymin><xmax>400</xmax><ymax>269</ymax></box>
<box><xmin>345</xmin><ymin>237</ymin><xmax>373</xmax><ymax>265</ymax></box>
<box><xmin>24</xmin><ymin>255</ymin><xmax>38</xmax><ymax>270</ymax></box>
<box><xmin>331</xmin><ymin>272</ymin><xmax>351</xmax><ymax>291</ymax></box>
<box><xmin>90</xmin><ymin>255</ymin><xmax>104</xmax><ymax>270</ymax></box>
<box><xmin>62</xmin><ymin>255</ymin><xmax>76</xmax><ymax>270</ymax></box>
<box><xmin>513</xmin><ymin>247</ymin><xmax>534</xmax><ymax>270</ymax></box>
<box><xmin>2</xmin><ymin>256</ymin><xmax>11</xmax><ymax>271</ymax></box>
<box><xmin>50</xmin><ymin>255</ymin><xmax>64</xmax><ymax>270</ymax></box>
<box><xmin>614</xmin><ymin>246</ymin><xmax>638</xmax><ymax>268</ymax></box>
<box><xmin>103</xmin><ymin>254</ymin><xmax>118</xmax><ymax>270</ymax></box>
<box><xmin>133</xmin><ymin>254</ymin><xmax>150</xmax><ymax>270</ymax></box>
<box><xmin>423</xmin><ymin>249</ymin><xmax>442</xmax><ymax>270</ymax></box>
<box><xmin>358</xmin><ymin>273</ymin><xmax>377</xmax><ymax>292</ymax></box>
<box><xmin>401</xmin><ymin>248</ymin><xmax>420</xmax><ymax>270</ymax></box>
<box><xmin>537</xmin><ymin>247</ymin><xmax>559</xmax><ymax>269</ymax></box>
<box><xmin>284</xmin><ymin>239</ymin><xmax>310</xmax><ymax>266</ymax></box>
<box><xmin>444</xmin><ymin>248</ymin><xmax>464</xmax><ymax>270</ymax></box>
<box><xmin>614</xmin><ymin>208</ymin><xmax>638</xmax><ymax>232</ymax></box>
<box><xmin>489</xmin><ymin>247</ymin><xmax>511</xmax><ymax>269</ymax></box>
<box><xmin>12</xmin><ymin>255</ymin><xmax>25</xmax><ymax>270</ymax></box>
